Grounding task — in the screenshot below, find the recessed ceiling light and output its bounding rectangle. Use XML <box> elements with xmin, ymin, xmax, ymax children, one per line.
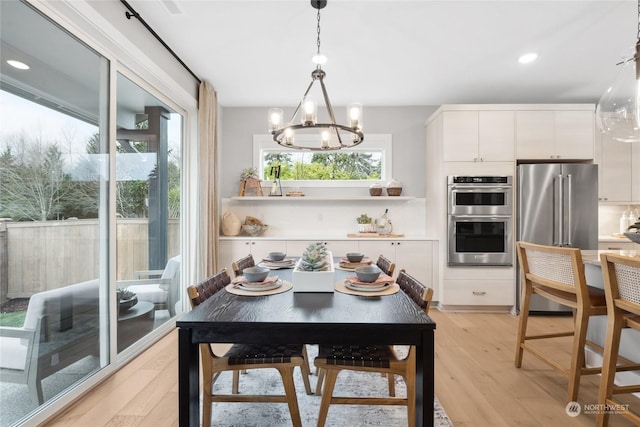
<box><xmin>518</xmin><ymin>53</ymin><xmax>538</xmax><ymax>64</ymax></box>
<box><xmin>7</xmin><ymin>59</ymin><xmax>30</xmax><ymax>70</ymax></box>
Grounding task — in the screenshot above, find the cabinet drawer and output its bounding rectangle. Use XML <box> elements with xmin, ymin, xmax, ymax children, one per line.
<box><xmin>444</xmin><ymin>280</ymin><xmax>514</xmax><ymax>306</ymax></box>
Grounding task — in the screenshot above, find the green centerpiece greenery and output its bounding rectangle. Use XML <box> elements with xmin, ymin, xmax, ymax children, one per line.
<box><xmin>298</xmin><ymin>242</ymin><xmax>330</xmax><ymax>271</ymax></box>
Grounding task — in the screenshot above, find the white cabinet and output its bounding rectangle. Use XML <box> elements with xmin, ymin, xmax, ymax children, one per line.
<box><xmin>516</xmin><ymin>110</ymin><xmax>594</xmax><ymax>160</ymax></box>
<box><xmin>442</xmin><ymin>110</ymin><xmax>514</xmax><ymax>162</ymax></box>
<box><xmin>358</xmin><ymin>240</ymin><xmax>437</xmax><ymax>301</ymax></box>
<box><xmin>597</xmin><ymin>133</ymin><xmax>632</xmax><ymax>202</ymax></box>
<box><xmin>596</xmin><ymin>133</ymin><xmax>640</xmax><ymax>203</ymax></box>
<box><xmin>441</xmin><ymin>266</ymin><xmax>515</xmax><ymax>308</ymax></box>
<box><xmin>218</xmin><ymin>239</ymin><xmax>283</xmax><ymax>272</ymax></box>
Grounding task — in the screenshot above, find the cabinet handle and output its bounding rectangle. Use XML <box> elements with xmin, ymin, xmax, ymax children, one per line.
<box><xmin>472</xmin><ymin>291</ymin><xmax>487</xmax><ymax>296</ymax></box>
<box><xmin>251</xmin><ymin>242</ymin><xmax>255</xmax><ymax>245</ymax></box>
<box><xmin>396</xmin><ymin>242</ymin><xmax>400</xmax><ymax>246</ymax></box>
<box><xmin>245</xmin><ymin>242</ymin><xmax>250</xmax><ymax>245</ymax></box>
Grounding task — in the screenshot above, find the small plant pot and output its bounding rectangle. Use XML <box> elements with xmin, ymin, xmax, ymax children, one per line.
<box><xmin>358</xmin><ymin>224</ymin><xmax>375</xmax><ymax>233</ymax></box>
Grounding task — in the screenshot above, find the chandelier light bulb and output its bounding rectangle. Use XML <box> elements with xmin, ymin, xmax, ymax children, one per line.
<box><xmin>596</xmin><ymin>45</ymin><xmax>640</xmax><ymax>143</ymax></box>
<box><xmin>348</xmin><ymin>102</ymin><xmax>363</xmax><ymax>129</ymax></box>
<box><xmin>284</xmin><ymin>126</ymin><xmax>295</xmax><ymax>145</ymax></box>
<box><xmin>302</xmin><ymin>96</ymin><xmax>317</xmax><ymax>125</ymax></box>
<box><xmin>268</xmin><ymin>108</ymin><xmax>283</xmax><ymax>132</ymax></box>
<box><xmin>321</xmin><ymin>130</ymin><xmax>330</xmax><ymax>149</ymax></box>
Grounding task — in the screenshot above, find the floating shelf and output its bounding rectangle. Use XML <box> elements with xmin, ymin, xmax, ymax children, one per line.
<box><xmin>230</xmin><ymin>196</ymin><xmax>416</xmax><ymax>201</ymax></box>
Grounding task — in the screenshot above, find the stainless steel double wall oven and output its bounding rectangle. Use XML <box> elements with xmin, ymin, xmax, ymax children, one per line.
<box><xmin>447</xmin><ymin>176</ymin><xmax>513</xmax><ymax>266</ymax></box>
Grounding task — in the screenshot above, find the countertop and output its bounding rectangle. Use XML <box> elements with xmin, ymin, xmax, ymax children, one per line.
<box><xmin>598</xmin><ymin>234</ymin><xmax>636</xmax><ymax>243</ymax></box>
<box><xmin>581</xmin><ymin>249</ymin><xmax>640</xmax><ymax>266</ymax></box>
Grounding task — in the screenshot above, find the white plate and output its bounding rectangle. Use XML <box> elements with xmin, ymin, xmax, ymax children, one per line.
<box><xmin>344</xmin><ymin>280</ymin><xmax>390</xmax><ymax>292</ymax></box>
<box><xmin>237</xmin><ymin>279</ymin><xmax>283</xmax><ymax>291</ymax></box>
<box><xmin>260</xmin><ymin>260</ymin><xmax>296</xmax><ymax>269</ymax></box>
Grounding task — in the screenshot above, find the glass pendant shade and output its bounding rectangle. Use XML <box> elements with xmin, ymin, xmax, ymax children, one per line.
<box><xmin>596</xmin><ymin>46</ymin><xmax>640</xmax><ymax>143</ymax></box>
<box><xmin>268</xmin><ymin>108</ymin><xmax>283</xmax><ymax>133</ymax></box>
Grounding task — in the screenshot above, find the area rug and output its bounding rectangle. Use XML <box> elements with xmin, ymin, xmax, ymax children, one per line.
<box><xmin>208</xmin><ymin>345</ymin><xmax>452</xmax><ymax>427</ymax></box>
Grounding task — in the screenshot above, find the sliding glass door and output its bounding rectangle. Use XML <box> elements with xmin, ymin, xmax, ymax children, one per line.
<box><xmin>0</xmin><ymin>0</ymin><xmax>183</xmax><ymax>424</ymax></box>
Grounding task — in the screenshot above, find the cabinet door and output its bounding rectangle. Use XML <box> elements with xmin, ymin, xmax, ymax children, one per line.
<box><xmin>393</xmin><ymin>241</ymin><xmax>436</xmax><ymax>300</ymax></box>
<box><xmin>633</xmin><ymin>144</ymin><xmax>640</xmax><ymax>202</ymax></box>
<box><xmin>599</xmin><ymin>133</ymin><xmax>632</xmax><ymax>202</ymax></box>
<box><xmin>478</xmin><ymin>111</ymin><xmax>514</xmax><ymax>161</ymax></box>
<box><xmin>516</xmin><ymin>111</ymin><xmax>555</xmax><ymax>159</ymax></box>
<box><xmin>324</xmin><ymin>240</ymin><xmax>358</xmax><ymax>257</ymax></box>
<box><xmin>218</xmin><ymin>240</ymin><xmax>253</xmax><ymax>272</ymax></box>
<box><xmin>555</xmin><ymin>110</ymin><xmax>594</xmax><ymax>159</ymax></box>
<box><xmin>357</xmin><ymin>240</ymin><xmax>395</xmax><ymax>264</ymax></box>
<box><xmin>442</xmin><ymin>111</ymin><xmax>479</xmax><ymax>162</ymax></box>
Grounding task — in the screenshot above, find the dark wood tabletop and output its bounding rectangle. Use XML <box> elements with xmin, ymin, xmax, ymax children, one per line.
<box><xmin>177</xmin><ymin>265</ymin><xmax>436</xmax><ymax>426</ymax></box>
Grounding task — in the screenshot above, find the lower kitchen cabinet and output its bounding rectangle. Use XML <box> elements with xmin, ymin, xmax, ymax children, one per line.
<box><xmin>358</xmin><ymin>240</ymin><xmax>437</xmax><ymax>301</ymax></box>
<box><xmin>598</xmin><ymin>241</ymin><xmax>638</xmax><ymax>251</ymax></box>
<box><xmin>218</xmin><ymin>239</ymin><xmax>285</xmax><ymax>272</ymax></box>
<box><xmin>443</xmin><ymin>279</ymin><xmax>514</xmax><ymax>307</ymax></box>
<box><xmin>286</xmin><ymin>240</ymin><xmax>358</xmax><ymax>257</ymax></box>
<box><xmin>441</xmin><ymin>266</ymin><xmax>515</xmax><ymax>310</ymax></box>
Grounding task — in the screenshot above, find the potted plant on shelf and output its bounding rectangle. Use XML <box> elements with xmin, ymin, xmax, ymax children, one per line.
<box><xmin>356</xmin><ymin>213</ymin><xmax>375</xmax><ymax>233</ymax></box>
<box><xmin>292</xmin><ymin>242</ymin><xmax>335</xmax><ymax>292</ymax></box>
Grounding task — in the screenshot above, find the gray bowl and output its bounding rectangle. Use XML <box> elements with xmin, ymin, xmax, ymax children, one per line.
<box><xmin>268</xmin><ymin>251</ymin><xmax>287</xmax><ymax>261</ymax></box>
<box><xmin>624</xmin><ymin>231</ymin><xmax>640</xmax><ymax>244</ymax></box>
<box><xmin>346</xmin><ymin>252</ymin><xmax>365</xmax><ymax>263</ymax></box>
<box><xmin>354</xmin><ymin>265</ymin><xmax>381</xmax><ymax>283</ymax></box>
<box><xmin>243</xmin><ymin>266</ymin><xmax>269</xmax><ymax>282</ymax></box>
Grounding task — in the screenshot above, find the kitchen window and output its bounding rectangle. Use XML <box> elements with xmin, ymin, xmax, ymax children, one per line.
<box><xmin>253</xmin><ymin>134</ymin><xmax>392</xmax><ymax>187</ymax></box>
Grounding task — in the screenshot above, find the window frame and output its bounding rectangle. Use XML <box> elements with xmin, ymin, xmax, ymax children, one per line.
<box><xmin>252</xmin><ymin>133</ymin><xmax>392</xmax><ymax>188</ymax></box>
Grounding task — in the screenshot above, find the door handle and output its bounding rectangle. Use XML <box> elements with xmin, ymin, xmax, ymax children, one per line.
<box><xmin>566</xmin><ymin>174</ymin><xmax>572</xmax><ymax>247</ymax></box>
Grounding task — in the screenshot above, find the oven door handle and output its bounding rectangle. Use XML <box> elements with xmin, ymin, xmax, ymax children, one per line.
<box><xmin>449</xmin><ymin>214</ymin><xmax>512</xmax><ymax>220</ymax></box>
<box><xmin>449</xmin><ymin>186</ymin><xmax>512</xmax><ymax>192</ymax></box>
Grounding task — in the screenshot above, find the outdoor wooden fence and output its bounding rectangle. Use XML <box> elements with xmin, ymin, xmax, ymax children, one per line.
<box><xmin>0</xmin><ymin>218</ymin><xmax>179</xmax><ymax>299</ymax></box>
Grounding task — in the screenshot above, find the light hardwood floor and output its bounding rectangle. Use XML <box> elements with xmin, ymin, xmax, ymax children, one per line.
<box><xmin>45</xmin><ymin>311</ymin><xmax>638</xmax><ymax>426</ymax></box>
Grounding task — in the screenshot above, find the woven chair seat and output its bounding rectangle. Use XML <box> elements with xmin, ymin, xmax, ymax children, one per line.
<box><xmin>225</xmin><ymin>343</ymin><xmax>305</xmax><ymax>365</ymax></box>
<box><xmin>318</xmin><ymin>344</ymin><xmax>395</xmax><ymax>369</ymax></box>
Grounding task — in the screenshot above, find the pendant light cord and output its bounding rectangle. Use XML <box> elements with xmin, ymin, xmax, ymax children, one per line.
<box><xmin>316</xmin><ymin>8</ymin><xmax>322</xmax><ymax>70</ymax></box>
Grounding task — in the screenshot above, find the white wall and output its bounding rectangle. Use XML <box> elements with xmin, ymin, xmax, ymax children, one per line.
<box><xmin>219</xmin><ymin>106</ymin><xmax>437</xmax><ymax>198</ymax></box>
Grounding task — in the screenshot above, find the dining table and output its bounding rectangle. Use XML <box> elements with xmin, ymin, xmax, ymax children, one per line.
<box><xmin>176</xmin><ymin>260</ymin><xmax>436</xmax><ymax>427</ymax></box>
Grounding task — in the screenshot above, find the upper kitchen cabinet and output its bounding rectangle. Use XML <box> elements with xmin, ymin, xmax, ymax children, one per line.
<box><xmin>597</xmin><ymin>133</ymin><xmax>632</xmax><ymax>202</ymax></box>
<box><xmin>515</xmin><ymin>108</ymin><xmax>595</xmax><ymax>160</ymax></box>
<box><xmin>442</xmin><ymin>110</ymin><xmax>514</xmax><ymax>162</ymax></box>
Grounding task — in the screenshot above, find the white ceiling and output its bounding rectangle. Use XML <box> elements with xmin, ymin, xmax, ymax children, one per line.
<box><xmin>128</xmin><ymin>0</ymin><xmax>635</xmax><ymax>108</ymax></box>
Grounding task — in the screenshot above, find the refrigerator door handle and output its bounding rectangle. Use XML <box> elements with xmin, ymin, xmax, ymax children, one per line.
<box><xmin>566</xmin><ymin>173</ymin><xmax>573</xmax><ymax>247</ymax></box>
<box><xmin>555</xmin><ymin>174</ymin><xmax>563</xmax><ymax>246</ymax></box>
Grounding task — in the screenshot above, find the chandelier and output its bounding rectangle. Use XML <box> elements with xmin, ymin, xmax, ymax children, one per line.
<box><xmin>595</xmin><ymin>0</ymin><xmax>640</xmax><ymax>143</ymax></box>
<box><xmin>268</xmin><ymin>0</ymin><xmax>363</xmax><ymax>151</ymax></box>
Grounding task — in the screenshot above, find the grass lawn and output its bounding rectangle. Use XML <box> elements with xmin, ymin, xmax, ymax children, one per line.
<box><xmin>0</xmin><ymin>311</ymin><xmax>26</xmax><ymax>327</ymax></box>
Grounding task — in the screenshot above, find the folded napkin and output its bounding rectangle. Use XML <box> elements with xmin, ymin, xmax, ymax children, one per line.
<box><xmin>339</xmin><ymin>258</ymin><xmax>373</xmax><ymax>268</ymax></box>
<box><xmin>345</xmin><ymin>273</ymin><xmax>394</xmax><ymax>286</ymax></box>
<box><xmin>232</xmin><ymin>275</ymin><xmax>279</xmax><ymax>286</ymax></box>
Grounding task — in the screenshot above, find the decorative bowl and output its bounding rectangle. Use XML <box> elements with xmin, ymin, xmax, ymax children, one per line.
<box><xmin>242</xmin><ymin>224</ymin><xmax>269</xmax><ymax>237</ymax></box>
<box><xmin>268</xmin><ymin>251</ymin><xmax>287</xmax><ymax>261</ymax></box>
<box><xmin>118</xmin><ymin>295</ymin><xmax>138</xmax><ymax>313</ymax></box>
<box><xmin>346</xmin><ymin>252</ymin><xmax>365</xmax><ymax>263</ymax></box>
<box><xmin>243</xmin><ymin>266</ymin><xmax>269</xmax><ymax>282</ymax></box>
<box><xmin>354</xmin><ymin>265</ymin><xmax>381</xmax><ymax>283</ymax></box>
<box><xmin>623</xmin><ymin>231</ymin><xmax>640</xmax><ymax>244</ymax></box>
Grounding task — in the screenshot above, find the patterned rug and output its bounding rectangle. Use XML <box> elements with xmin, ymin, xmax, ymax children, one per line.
<box><xmin>208</xmin><ymin>345</ymin><xmax>452</xmax><ymax>427</ymax></box>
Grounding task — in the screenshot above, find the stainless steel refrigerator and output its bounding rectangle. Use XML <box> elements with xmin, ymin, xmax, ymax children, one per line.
<box><xmin>516</xmin><ymin>163</ymin><xmax>598</xmax><ymax>313</ymax></box>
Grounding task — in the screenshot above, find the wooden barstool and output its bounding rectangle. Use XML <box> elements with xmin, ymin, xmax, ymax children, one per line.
<box><xmin>515</xmin><ymin>241</ymin><xmax>607</xmax><ymax>403</ymax></box>
<box><xmin>596</xmin><ymin>253</ymin><xmax>640</xmax><ymax>427</ymax></box>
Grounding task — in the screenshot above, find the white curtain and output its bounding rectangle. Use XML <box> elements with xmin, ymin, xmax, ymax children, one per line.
<box><xmin>197</xmin><ymin>81</ymin><xmax>218</xmax><ymax>277</ymax></box>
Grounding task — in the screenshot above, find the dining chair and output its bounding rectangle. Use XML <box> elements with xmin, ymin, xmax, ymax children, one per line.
<box><xmin>186</xmin><ymin>268</ymin><xmax>312</xmax><ymax>427</ymax></box>
<box><xmin>515</xmin><ymin>241</ymin><xmax>611</xmax><ymax>403</ymax></box>
<box><xmin>231</xmin><ymin>254</ymin><xmax>255</xmax><ymax>277</ymax></box>
<box><xmin>313</xmin><ymin>269</ymin><xmax>432</xmax><ymax>427</ymax></box>
<box><xmin>596</xmin><ymin>253</ymin><xmax>640</xmax><ymax>427</ymax></box>
<box><xmin>376</xmin><ymin>255</ymin><xmax>396</xmax><ymax>278</ymax></box>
